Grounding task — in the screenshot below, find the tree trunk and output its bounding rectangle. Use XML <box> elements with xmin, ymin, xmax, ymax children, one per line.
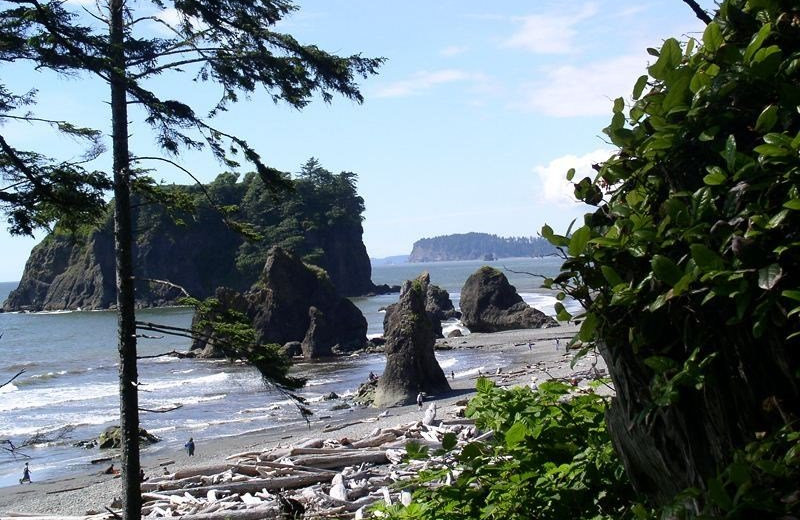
<box><xmin>599</xmin><ymin>324</ymin><xmax>799</xmax><ymax>506</ymax></box>
<box><xmin>109</xmin><ymin>1</ymin><xmax>141</xmax><ymax>519</ymax></box>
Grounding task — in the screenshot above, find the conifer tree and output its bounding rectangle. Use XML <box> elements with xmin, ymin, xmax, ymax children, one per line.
<box><xmin>1</xmin><ymin>2</ymin><xmax>381</xmax><ymax>518</ymax></box>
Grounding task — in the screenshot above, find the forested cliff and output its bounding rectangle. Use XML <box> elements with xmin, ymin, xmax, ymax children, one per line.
<box><xmin>409</xmin><ymin>232</ymin><xmax>556</xmax><ymax>262</ymax></box>
<box><xmin>3</xmin><ymin>159</ymin><xmax>376</xmax><ymax>311</ymax></box>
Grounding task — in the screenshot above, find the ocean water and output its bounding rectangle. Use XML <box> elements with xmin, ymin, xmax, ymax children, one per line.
<box><xmin>0</xmin><ymin>257</ymin><xmax>577</xmax><ymax>487</ymax></box>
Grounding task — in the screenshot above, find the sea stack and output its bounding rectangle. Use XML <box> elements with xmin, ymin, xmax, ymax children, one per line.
<box><xmin>373</xmin><ymin>273</ymin><xmax>451</xmax><ymax>407</ymax></box>
<box><xmin>460</xmin><ymin>266</ymin><xmax>558</xmax><ymax>332</ymax></box>
<box><xmin>382</xmin><ymin>272</ymin><xmax>459</xmax><ymax>338</ymax></box>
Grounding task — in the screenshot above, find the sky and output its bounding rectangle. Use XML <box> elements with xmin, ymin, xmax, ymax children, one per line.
<box><xmin>0</xmin><ymin>0</ymin><xmax>713</xmax><ymax>281</ymax></box>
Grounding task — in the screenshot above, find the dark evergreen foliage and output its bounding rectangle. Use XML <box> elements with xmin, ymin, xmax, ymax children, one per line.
<box><xmin>409</xmin><ymin>232</ymin><xmax>556</xmax><ymax>262</ymax></box>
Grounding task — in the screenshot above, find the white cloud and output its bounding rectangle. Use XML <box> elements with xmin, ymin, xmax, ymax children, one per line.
<box><xmin>534</xmin><ymin>149</ymin><xmax>613</xmax><ymax>206</ymax></box>
<box><xmin>152</xmin><ymin>7</ymin><xmax>207</xmax><ymax>34</ymax></box>
<box><xmin>504</xmin><ymin>3</ymin><xmax>599</xmax><ymax>54</ymax></box>
<box><xmin>440</xmin><ymin>45</ymin><xmax>468</xmax><ymax>57</ymax></box>
<box><xmin>518</xmin><ymin>53</ymin><xmax>646</xmax><ymax>117</ymax></box>
<box><xmin>374</xmin><ymin>69</ymin><xmax>490</xmax><ymax>98</ymax></box>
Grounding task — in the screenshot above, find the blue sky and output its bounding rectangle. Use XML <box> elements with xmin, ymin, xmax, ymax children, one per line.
<box><xmin>0</xmin><ymin>0</ymin><xmax>712</xmax><ymax>281</ymax></box>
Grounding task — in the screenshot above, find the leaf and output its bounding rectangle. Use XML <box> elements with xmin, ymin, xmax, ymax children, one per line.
<box><xmin>703</xmin><ymin>167</ymin><xmax>727</xmax><ymax>186</ymax></box>
<box><xmin>725</xmin><ymin>135</ymin><xmax>737</xmax><ymax>172</ymax></box>
<box><xmin>632</xmin><ymin>75</ymin><xmax>648</xmax><ymax>99</ymax></box>
<box><xmin>475</xmin><ymin>377</ymin><xmax>494</xmax><ymax>393</ymax></box>
<box><xmin>554</xmin><ymin>302</ymin><xmax>572</xmax><ymax>322</ymax></box>
<box><xmin>541</xmin><ymin>224</ymin><xmax>554</xmax><ymax>241</ymax></box>
<box><xmin>754</xmin><ymin>144</ymin><xmax>789</xmax><ymax>157</ymax></box>
<box><xmin>644</xmin><ymin>356</ymin><xmax>676</xmax><ymax>374</ymax></box>
<box><xmin>578</xmin><ymin>312</ymin><xmax>598</xmax><ymax>342</ymax></box>
<box><xmin>441</xmin><ymin>432</ymin><xmax>457</xmax><ymax>451</ymax></box>
<box><xmin>781</xmin><ymin>290</ymin><xmax>800</xmax><ymax>302</ymax></box>
<box><xmin>505</xmin><ymin>421</ymin><xmax>527</xmax><ymax>447</ymax></box>
<box><xmin>651</xmin><ymin>255</ymin><xmax>683</xmax><ymax>286</ymax></box>
<box><xmin>691</xmin><ymin>244</ymin><xmax>725</xmax><ymax>271</ymax></box>
<box><xmin>566</xmin><ymin>168</ymin><xmax>575</xmax><ymax>181</ymax></box>
<box><xmin>613</xmin><ymin>97</ymin><xmax>624</xmax><ymax>114</ymax></box>
<box><xmin>783</xmin><ymin>199</ymin><xmax>800</xmax><ymax>210</ymax></box>
<box><xmin>568</xmin><ymin>226</ymin><xmax>591</xmax><ymax>257</ymax></box>
<box><xmin>755</xmin><ymin>105</ymin><xmax>778</xmax><ymax>133</ymax></box>
<box><xmin>707</xmin><ymin>477</ymin><xmax>733</xmax><ymax>510</ymax></box>
<box><xmin>757</xmin><ymin>264</ymin><xmax>782</xmax><ymax>290</ymax></box>
<box><xmin>601</xmin><ymin>265</ymin><xmax>623</xmax><ymax>286</ymax></box>
<box><xmin>703</xmin><ymin>22</ymin><xmax>723</xmax><ymax>52</ymax></box>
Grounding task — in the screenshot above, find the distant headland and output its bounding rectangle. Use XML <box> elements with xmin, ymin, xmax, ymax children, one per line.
<box><xmin>408</xmin><ymin>232</ymin><xmax>557</xmax><ymax>263</ymax></box>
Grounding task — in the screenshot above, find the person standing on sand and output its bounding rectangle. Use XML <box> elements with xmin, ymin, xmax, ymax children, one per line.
<box><xmin>416</xmin><ymin>392</ymin><xmax>424</xmax><ymax>411</ymax></box>
<box><xmin>556</xmin><ymin>338</ymin><xmax>561</xmax><ymax>351</ymax></box>
<box><xmin>528</xmin><ymin>341</ymin><xmax>533</xmax><ymax>351</ymax></box>
<box><xmin>185</xmin><ymin>437</ymin><xmax>195</xmax><ymax>456</ymax></box>
<box><xmin>451</xmin><ymin>371</ymin><xmax>455</xmax><ymax>380</ymax></box>
<box><xmin>19</xmin><ymin>462</ymin><xmax>31</xmax><ymax>484</ymax></box>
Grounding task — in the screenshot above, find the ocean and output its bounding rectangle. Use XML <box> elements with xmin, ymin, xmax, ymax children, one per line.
<box><xmin>0</xmin><ymin>257</ymin><xmax>575</xmax><ymax>487</ymax></box>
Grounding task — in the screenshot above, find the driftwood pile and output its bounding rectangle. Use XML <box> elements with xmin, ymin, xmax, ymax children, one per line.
<box><xmin>137</xmin><ymin>406</ymin><xmax>484</xmax><ymax>519</ymax></box>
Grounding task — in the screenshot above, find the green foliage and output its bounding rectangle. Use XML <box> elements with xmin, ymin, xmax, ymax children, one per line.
<box><xmin>544</xmin><ymin>0</ymin><xmax>800</xmax><ymax>407</ymax></box>
<box><xmin>540</xmin><ymin>0</ymin><xmax>800</xmax><ymax>513</ymax></box>
<box><xmin>665</xmin><ymin>425</ymin><xmax>800</xmax><ymax>518</ymax></box>
<box><xmin>183</xmin><ymin>296</ymin><xmax>305</xmax><ymax>390</ymax></box>
<box><xmin>410</xmin><ymin>232</ymin><xmax>556</xmax><ymax>261</ymax></box>
<box><xmin>377</xmin><ymin>379</ymin><xmax>638</xmax><ymax>520</ymax></box>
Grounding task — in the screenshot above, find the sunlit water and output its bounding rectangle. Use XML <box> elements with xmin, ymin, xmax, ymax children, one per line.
<box><xmin>0</xmin><ymin>257</ymin><xmax>576</xmax><ymax>487</ymax></box>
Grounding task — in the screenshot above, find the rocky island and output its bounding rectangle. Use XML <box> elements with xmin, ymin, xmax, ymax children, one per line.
<box><xmin>3</xmin><ymin>160</ymin><xmax>387</xmax><ymax>311</ymax></box>
<box><xmin>408</xmin><ymin>232</ymin><xmax>556</xmax><ymax>263</ymax></box>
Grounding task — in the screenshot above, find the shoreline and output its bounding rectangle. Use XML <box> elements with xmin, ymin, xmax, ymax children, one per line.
<box><xmin>0</xmin><ymin>325</ymin><xmax>585</xmax><ymax>515</ymax></box>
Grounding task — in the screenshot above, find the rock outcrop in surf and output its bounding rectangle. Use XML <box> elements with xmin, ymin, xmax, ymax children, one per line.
<box><xmin>374</xmin><ymin>274</ymin><xmax>451</xmax><ymax>407</ymax></box>
<box><xmin>459</xmin><ymin>266</ymin><xmax>558</xmax><ymax>332</ymax></box>
<box><xmin>191</xmin><ymin>247</ymin><xmax>367</xmax><ymax>360</ymax></box>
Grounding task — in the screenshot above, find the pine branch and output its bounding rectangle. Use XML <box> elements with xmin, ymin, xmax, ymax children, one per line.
<box><xmin>681</xmin><ymin>0</ymin><xmax>712</xmax><ymax>24</ymax></box>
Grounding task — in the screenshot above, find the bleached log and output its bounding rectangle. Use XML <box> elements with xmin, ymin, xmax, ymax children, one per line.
<box><xmin>329</xmin><ymin>473</ymin><xmax>348</xmax><ymax>501</ymax></box>
<box><xmin>290</xmin><ymin>451</ymin><xmax>388</xmax><ymax>469</ymax></box>
<box><xmin>253</xmin><ymin>459</ymin><xmax>337</xmax><ymax>474</ymax></box>
<box><xmin>153</xmin><ymin>472</ymin><xmax>335</xmax><ymax>497</ymax></box>
<box><xmin>142</xmin><ymin>506</ymin><xmax>278</xmax><ymax>520</ymax></box>
<box><xmin>474</xmin><ymin>430</ymin><xmax>494</xmax><ymax>442</ymax></box>
<box><xmin>322</xmin><ymin>420</ymin><xmax>362</xmax><ymax>433</ymax></box>
<box><xmin>350</xmin><ymin>432</ymin><xmax>396</xmax><ymax>448</ymax></box>
<box><xmin>225</xmin><ymin>450</ymin><xmax>261</xmax><ymax>461</ymax></box>
<box><xmin>295</xmin><ymin>438</ymin><xmax>324</xmax><ymax>449</ymax></box>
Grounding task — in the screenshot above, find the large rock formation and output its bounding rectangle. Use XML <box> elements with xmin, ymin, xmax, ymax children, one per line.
<box><xmin>383</xmin><ymin>272</ymin><xmax>458</xmax><ymax>338</ymax></box>
<box><xmin>3</xmin><ymin>170</ymin><xmax>376</xmax><ymax>311</ymax></box>
<box><xmin>409</xmin><ymin>232</ymin><xmax>556</xmax><ymax>262</ymax></box>
<box><xmin>460</xmin><ymin>266</ymin><xmax>558</xmax><ymax>332</ymax></box>
<box><xmin>192</xmin><ymin>247</ymin><xmax>367</xmax><ymax>360</ymax></box>
<box><xmin>374</xmin><ymin>274</ymin><xmax>451</xmax><ymax>407</ymax></box>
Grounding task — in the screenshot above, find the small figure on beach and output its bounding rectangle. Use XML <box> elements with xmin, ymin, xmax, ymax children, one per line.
<box><xmin>556</xmin><ymin>338</ymin><xmax>561</xmax><ymax>351</ymax></box>
<box><xmin>19</xmin><ymin>462</ymin><xmax>31</xmax><ymax>484</ymax></box>
<box><xmin>450</xmin><ymin>371</ymin><xmax>455</xmax><ymax>380</ymax></box>
<box><xmin>140</xmin><ymin>468</ymin><xmax>147</xmax><ymax>482</ymax></box>
<box><xmin>185</xmin><ymin>437</ymin><xmax>195</xmax><ymax>456</ymax></box>
<box><xmin>528</xmin><ymin>341</ymin><xmax>533</xmax><ymax>351</ymax></box>
<box><xmin>416</xmin><ymin>392</ymin><xmax>424</xmax><ymax>411</ymax></box>
<box><xmin>368</xmin><ymin>371</ymin><xmax>377</xmax><ymax>382</ymax></box>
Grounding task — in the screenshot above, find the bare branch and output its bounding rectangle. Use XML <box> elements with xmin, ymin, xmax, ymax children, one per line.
<box><xmin>137</xmin><ymin>277</ymin><xmax>190</xmax><ymax>298</ymax></box>
<box><xmin>502</xmin><ymin>265</ymin><xmax>550</xmax><ymax>279</ymax></box>
<box><xmin>0</xmin><ymin>369</ymin><xmax>25</xmax><ymax>390</ymax></box>
<box><xmin>681</xmin><ymin>0</ymin><xmax>712</xmax><ymax>24</ymax></box>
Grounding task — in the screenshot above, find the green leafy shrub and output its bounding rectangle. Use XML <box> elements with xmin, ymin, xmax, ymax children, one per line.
<box><xmin>541</xmin><ymin>0</ymin><xmax>800</xmax><ymax>511</ymax></box>
<box><xmin>376</xmin><ymin>379</ymin><xmax>639</xmax><ymax>520</ymax></box>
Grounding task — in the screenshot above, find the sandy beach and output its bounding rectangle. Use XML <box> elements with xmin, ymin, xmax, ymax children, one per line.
<box><xmin>0</xmin><ymin>325</ymin><xmax>590</xmax><ymax>516</ymax></box>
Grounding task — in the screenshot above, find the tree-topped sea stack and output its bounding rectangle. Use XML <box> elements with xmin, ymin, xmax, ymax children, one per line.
<box><xmin>374</xmin><ymin>274</ymin><xmax>451</xmax><ymax>407</ymax></box>
<box><xmin>191</xmin><ymin>247</ymin><xmax>367</xmax><ymax>359</ymax></box>
<box><xmin>383</xmin><ymin>272</ymin><xmax>459</xmax><ymax>338</ymax></box>
<box><xmin>460</xmin><ymin>266</ymin><xmax>557</xmax><ymax>332</ymax></box>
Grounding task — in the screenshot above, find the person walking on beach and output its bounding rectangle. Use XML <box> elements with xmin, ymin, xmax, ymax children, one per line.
<box><xmin>19</xmin><ymin>462</ymin><xmax>31</xmax><ymax>484</ymax></box>
<box><xmin>556</xmin><ymin>338</ymin><xmax>561</xmax><ymax>351</ymax></box>
<box><xmin>450</xmin><ymin>371</ymin><xmax>455</xmax><ymax>381</ymax></box>
<box><xmin>416</xmin><ymin>392</ymin><xmax>424</xmax><ymax>411</ymax></box>
<box><xmin>528</xmin><ymin>341</ymin><xmax>533</xmax><ymax>351</ymax></box>
<box><xmin>185</xmin><ymin>437</ymin><xmax>195</xmax><ymax>456</ymax></box>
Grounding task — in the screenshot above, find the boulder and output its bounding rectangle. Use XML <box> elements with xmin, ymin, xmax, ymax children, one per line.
<box><xmin>191</xmin><ymin>247</ymin><xmax>367</xmax><ymax>360</ymax></box>
<box><xmin>98</xmin><ymin>426</ymin><xmax>159</xmax><ymax>450</ymax></box>
<box><xmin>460</xmin><ymin>266</ymin><xmax>558</xmax><ymax>332</ymax></box>
<box><xmin>447</xmin><ymin>329</ymin><xmax>463</xmax><ymax>338</ymax></box>
<box><xmin>282</xmin><ymin>341</ymin><xmax>303</xmax><ymax>357</ymax></box>
<box><xmin>374</xmin><ymin>274</ymin><xmax>451</xmax><ymax>407</ymax></box>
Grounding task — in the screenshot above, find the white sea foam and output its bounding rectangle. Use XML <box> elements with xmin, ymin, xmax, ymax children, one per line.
<box><xmin>367</xmin><ymin>333</ymin><xmax>383</xmax><ymax>340</ymax></box>
<box><xmin>140</xmin><ymin>372</ymin><xmax>229</xmax><ymax>391</ymax></box>
<box><xmin>0</xmin><ymin>382</ymin><xmax>118</xmax><ymax>412</ymax></box>
<box><xmin>441</xmin><ymin>321</ymin><xmax>469</xmax><ymax>337</ymax></box>
<box><xmin>305</xmin><ymin>377</ymin><xmax>340</xmax><ymax>387</ymax></box>
<box><xmin>437</xmin><ymin>357</ymin><xmax>458</xmax><ymax>369</ymax></box>
<box><xmin>0</xmin><ymin>383</ymin><xmax>18</xmax><ymax>394</ymax></box>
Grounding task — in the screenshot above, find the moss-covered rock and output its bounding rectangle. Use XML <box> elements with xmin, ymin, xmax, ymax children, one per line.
<box><xmin>98</xmin><ymin>426</ymin><xmax>160</xmax><ymax>450</ymax></box>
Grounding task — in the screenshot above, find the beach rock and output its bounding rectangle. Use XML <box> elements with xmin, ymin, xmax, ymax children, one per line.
<box><xmin>283</xmin><ymin>341</ymin><xmax>303</xmax><ymax>357</ymax></box>
<box><xmin>447</xmin><ymin>329</ymin><xmax>463</xmax><ymax>338</ymax></box>
<box><xmin>353</xmin><ymin>378</ymin><xmax>379</xmax><ymax>406</ymax></box>
<box><xmin>371</xmin><ymin>284</ymin><xmax>402</xmax><ymax>295</ymax></box>
<box><xmin>191</xmin><ymin>247</ymin><xmax>367</xmax><ymax>360</ymax></box>
<box><xmin>460</xmin><ymin>266</ymin><xmax>558</xmax><ymax>332</ymax></box>
<box><xmin>323</xmin><ymin>392</ymin><xmax>340</xmax><ymax>400</ymax></box>
<box><xmin>98</xmin><ymin>426</ymin><xmax>159</xmax><ymax>449</ymax></box>
<box><xmin>383</xmin><ymin>272</ymin><xmax>456</xmax><ymax>338</ymax></box>
<box><xmin>374</xmin><ymin>274</ymin><xmax>451</xmax><ymax>407</ymax></box>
